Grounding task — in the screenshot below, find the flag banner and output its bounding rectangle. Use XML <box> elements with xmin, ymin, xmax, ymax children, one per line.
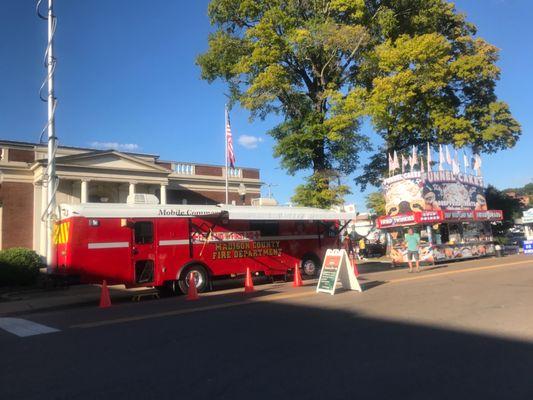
<box><xmin>225</xmin><ymin>108</ymin><xmax>236</xmax><ymax>168</ymax></box>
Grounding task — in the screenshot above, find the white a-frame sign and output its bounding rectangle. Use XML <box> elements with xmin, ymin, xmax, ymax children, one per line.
<box><xmin>316</xmin><ymin>249</ymin><xmax>362</xmax><ymax>295</ymax></box>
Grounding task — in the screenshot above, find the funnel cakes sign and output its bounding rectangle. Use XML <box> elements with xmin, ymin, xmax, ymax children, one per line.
<box><xmin>383</xmin><ymin>171</ymin><xmax>487</xmax><ymax>215</ymax></box>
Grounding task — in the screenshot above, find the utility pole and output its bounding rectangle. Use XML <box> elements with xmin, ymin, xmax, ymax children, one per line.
<box><xmin>38</xmin><ymin>0</ymin><xmax>58</xmax><ymax>270</ymax></box>
<box><xmin>262</xmin><ymin>183</ymin><xmax>278</xmax><ymax>199</ymax></box>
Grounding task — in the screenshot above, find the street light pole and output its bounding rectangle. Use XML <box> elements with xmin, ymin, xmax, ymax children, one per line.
<box><xmin>38</xmin><ymin>0</ymin><xmax>58</xmax><ymax>270</ymax></box>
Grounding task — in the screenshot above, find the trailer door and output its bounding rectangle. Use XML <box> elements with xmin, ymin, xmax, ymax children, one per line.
<box><xmin>131</xmin><ymin>220</ymin><xmax>156</xmax><ymax>284</ymax></box>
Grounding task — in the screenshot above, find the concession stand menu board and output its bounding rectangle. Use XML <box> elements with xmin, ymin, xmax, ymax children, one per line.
<box><xmin>377</xmin><ymin>170</ymin><xmax>503</xmax><ymax>264</ymax></box>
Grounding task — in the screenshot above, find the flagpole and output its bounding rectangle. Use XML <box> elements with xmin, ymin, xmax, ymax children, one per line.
<box><xmin>224</xmin><ymin>105</ymin><xmax>229</xmax><ymax>205</ymax></box>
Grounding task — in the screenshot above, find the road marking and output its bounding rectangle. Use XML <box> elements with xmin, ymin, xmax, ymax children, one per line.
<box><xmin>72</xmin><ymin>258</ymin><xmax>531</xmax><ymax>330</ymax></box>
<box><xmin>0</xmin><ymin>318</ymin><xmax>60</xmax><ymax>337</ymax></box>
<box><xmin>72</xmin><ymin>291</ymin><xmax>314</xmax><ymax>329</ymax></box>
<box><xmin>387</xmin><ymin>259</ymin><xmax>532</xmax><ymax>284</ymax></box>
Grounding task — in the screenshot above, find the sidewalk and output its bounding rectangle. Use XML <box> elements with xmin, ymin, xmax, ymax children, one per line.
<box><xmin>0</xmin><ymin>284</ymin><xmax>153</xmax><ymax>316</ymax></box>
<box><xmin>1</xmin><ymin>254</ymin><xmax>528</xmax><ymax>316</ymax></box>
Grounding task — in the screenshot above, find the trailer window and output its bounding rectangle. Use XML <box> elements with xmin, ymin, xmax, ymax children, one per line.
<box><xmin>134</xmin><ymin>221</ymin><xmax>153</xmax><ymax>244</ymax></box>
<box><xmin>249</xmin><ymin>221</ymin><xmax>279</xmax><ymax>237</ymax></box>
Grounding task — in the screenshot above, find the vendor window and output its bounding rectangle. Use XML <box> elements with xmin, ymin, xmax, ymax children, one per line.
<box><xmin>447</xmin><ymin>224</ymin><xmax>463</xmax><ymax>244</ymax></box>
<box><xmin>439</xmin><ymin>224</ymin><xmax>449</xmax><ymax>244</ymax></box>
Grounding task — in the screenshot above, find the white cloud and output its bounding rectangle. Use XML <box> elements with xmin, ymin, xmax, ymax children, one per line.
<box><xmin>90</xmin><ymin>141</ymin><xmax>140</xmax><ymax>152</ymax></box>
<box><xmin>237</xmin><ymin>135</ymin><xmax>263</xmax><ymax>149</ymax></box>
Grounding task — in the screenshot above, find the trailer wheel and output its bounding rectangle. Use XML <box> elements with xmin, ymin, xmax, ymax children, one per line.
<box><xmin>301</xmin><ymin>256</ymin><xmax>320</xmax><ymax>277</ymax></box>
<box><xmin>178</xmin><ymin>265</ymin><xmax>209</xmax><ymax>294</ymax></box>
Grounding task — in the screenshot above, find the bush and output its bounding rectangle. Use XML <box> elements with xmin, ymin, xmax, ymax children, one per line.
<box><xmin>0</xmin><ymin>248</ymin><xmax>43</xmax><ymax>287</ymax></box>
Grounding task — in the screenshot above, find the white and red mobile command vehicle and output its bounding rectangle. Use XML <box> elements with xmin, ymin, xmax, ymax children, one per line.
<box><xmin>52</xmin><ymin>199</ymin><xmax>355</xmax><ymax>293</ymax></box>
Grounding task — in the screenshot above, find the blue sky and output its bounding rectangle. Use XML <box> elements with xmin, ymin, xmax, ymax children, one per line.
<box><xmin>1</xmin><ymin>0</ymin><xmax>531</xmax><ymax>210</ymax></box>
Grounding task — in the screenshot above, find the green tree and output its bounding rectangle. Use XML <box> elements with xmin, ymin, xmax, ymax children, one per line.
<box><xmin>485</xmin><ymin>185</ymin><xmax>522</xmax><ymax>236</ymax></box>
<box><xmin>198</xmin><ymin>0</ymin><xmax>521</xmax><ymax>205</ymax></box>
<box><xmin>365</xmin><ymin>192</ymin><xmax>386</xmax><ymax>215</ymax></box>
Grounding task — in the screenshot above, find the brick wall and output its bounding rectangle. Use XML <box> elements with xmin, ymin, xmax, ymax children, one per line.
<box><xmin>8</xmin><ymin>149</ymin><xmax>35</xmax><ymax>163</ymax></box>
<box><xmin>195</xmin><ymin>165</ymin><xmax>223</xmax><ymax>177</ymax></box>
<box><xmin>0</xmin><ymin>182</ymin><xmax>34</xmax><ymax>249</ymax></box>
<box><xmin>242</xmin><ymin>169</ymin><xmax>260</xmax><ymax>179</ymax></box>
<box><xmin>156</xmin><ymin>161</ymin><xmax>172</xmax><ymax>170</ymax></box>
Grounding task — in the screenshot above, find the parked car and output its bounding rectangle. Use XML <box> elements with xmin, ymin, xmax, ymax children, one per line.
<box><xmin>505</xmin><ymin>233</ymin><xmax>526</xmax><ymax>247</ymax></box>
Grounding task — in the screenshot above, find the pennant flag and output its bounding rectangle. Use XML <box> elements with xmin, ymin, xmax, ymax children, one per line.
<box><xmin>393</xmin><ymin>151</ymin><xmax>399</xmax><ymax>170</ymax></box>
<box><xmin>388</xmin><ymin>153</ymin><xmax>394</xmax><ymax>173</ymax></box>
<box><xmin>445</xmin><ymin>145</ymin><xmax>452</xmax><ymax>165</ymax></box>
<box><xmin>473</xmin><ymin>154</ymin><xmax>482</xmax><ymax>175</ymax></box>
<box><xmin>225</xmin><ymin>107</ymin><xmax>236</xmax><ymax>168</ymax></box>
<box><xmin>412</xmin><ymin>145</ymin><xmax>418</xmax><ymax>166</ymax></box>
<box><xmin>426</xmin><ymin>143</ymin><xmax>432</xmax><ymax>172</ymax></box>
<box><xmin>463</xmin><ymin>150</ymin><xmax>470</xmax><ymax>172</ymax></box>
<box><xmin>401</xmin><ymin>154</ymin><xmax>408</xmax><ymax>173</ymax></box>
<box><xmin>420</xmin><ymin>156</ymin><xmax>425</xmax><ymax>173</ymax></box>
<box><xmin>439</xmin><ymin>144</ymin><xmax>445</xmax><ymax>171</ymax></box>
<box><xmin>452</xmin><ymin>149</ymin><xmax>460</xmax><ymax>175</ymax></box>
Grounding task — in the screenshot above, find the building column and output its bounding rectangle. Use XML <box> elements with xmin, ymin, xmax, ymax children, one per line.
<box><xmin>80</xmin><ymin>179</ymin><xmax>89</xmax><ymax>204</ymax></box>
<box><xmin>128</xmin><ymin>182</ymin><xmax>136</xmax><ymax>202</ymax></box>
<box><xmin>160</xmin><ymin>184</ymin><xmax>167</xmax><ymax>205</ymax></box>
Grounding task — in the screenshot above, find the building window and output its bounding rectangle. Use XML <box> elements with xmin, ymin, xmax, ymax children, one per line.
<box><xmin>249</xmin><ymin>221</ymin><xmax>279</xmax><ymax>237</ymax></box>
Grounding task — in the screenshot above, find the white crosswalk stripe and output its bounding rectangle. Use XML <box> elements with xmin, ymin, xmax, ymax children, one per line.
<box><xmin>0</xmin><ymin>317</ymin><xmax>60</xmax><ymax>337</ymax></box>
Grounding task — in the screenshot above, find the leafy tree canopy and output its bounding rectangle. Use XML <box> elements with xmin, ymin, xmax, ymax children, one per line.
<box><xmin>485</xmin><ymin>185</ymin><xmax>522</xmax><ymax>236</ymax></box>
<box><xmin>504</xmin><ymin>183</ymin><xmax>533</xmax><ymax>197</ymax></box>
<box><xmin>198</xmin><ymin>0</ymin><xmax>521</xmax><ymax>206</ymax></box>
<box><xmin>365</xmin><ymin>191</ymin><xmax>386</xmax><ymax>215</ymax></box>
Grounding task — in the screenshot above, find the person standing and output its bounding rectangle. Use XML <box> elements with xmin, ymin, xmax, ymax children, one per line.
<box><xmin>342</xmin><ymin>232</ymin><xmax>355</xmax><ymax>260</ymax></box>
<box><xmin>404</xmin><ymin>227</ymin><xmax>421</xmax><ymax>273</ymax></box>
<box><xmin>359</xmin><ymin>238</ymin><xmax>367</xmax><ymax>260</ymax></box>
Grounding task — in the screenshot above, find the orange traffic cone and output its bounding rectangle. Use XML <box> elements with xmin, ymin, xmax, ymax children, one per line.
<box><xmin>293</xmin><ymin>262</ymin><xmax>303</xmax><ymax>287</ymax></box>
<box><xmin>186</xmin><ymin>272</ymin><xmax>199</xmax><ymax>301</ymax></box>
<box><xmin>244</xmin><ymin>267</ymin><xmax>255</xmax><ymax>293</ymax></box>
<box><xmin>99</xmin><ymin>280</ymin><xmax>111</xmax><ymax>308</ymax></box>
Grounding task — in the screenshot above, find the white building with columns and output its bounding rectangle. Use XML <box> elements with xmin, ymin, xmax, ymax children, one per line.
<box><xmin>0</xmin><ymin>140</ymin><xmax>261</xmax><ymax>256</ymax></box>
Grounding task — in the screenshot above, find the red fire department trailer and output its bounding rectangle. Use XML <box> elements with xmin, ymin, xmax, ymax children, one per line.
<box><xmin>52</xmin><ymin>202</ymin><xmax>355</xmax><ymax>293</ymax></box>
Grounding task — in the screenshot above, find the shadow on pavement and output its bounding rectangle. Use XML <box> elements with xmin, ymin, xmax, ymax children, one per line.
<box><xmin>2</xmin><ymin>294</ymin><xmax>532</xmax><ymax>400</ymax></box>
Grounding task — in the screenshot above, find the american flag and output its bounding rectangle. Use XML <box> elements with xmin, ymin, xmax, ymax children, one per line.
<box><xmin>225</xmin><ymin>108</ymin><xmax>236</xmax><ymax>168</ymax></box>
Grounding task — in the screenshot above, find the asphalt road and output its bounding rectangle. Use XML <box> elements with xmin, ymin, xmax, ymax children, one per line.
<box><xmin>1</xmin><ymin>255</ymin><xmax>532</xmax><ymax>400</ymax></box>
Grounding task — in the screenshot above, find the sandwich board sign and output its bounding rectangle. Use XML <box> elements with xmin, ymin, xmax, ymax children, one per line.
<box><xmin>316</xmin><ymin>249</ymin><xmax>362</xmax><ymax>295</ymax></box>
